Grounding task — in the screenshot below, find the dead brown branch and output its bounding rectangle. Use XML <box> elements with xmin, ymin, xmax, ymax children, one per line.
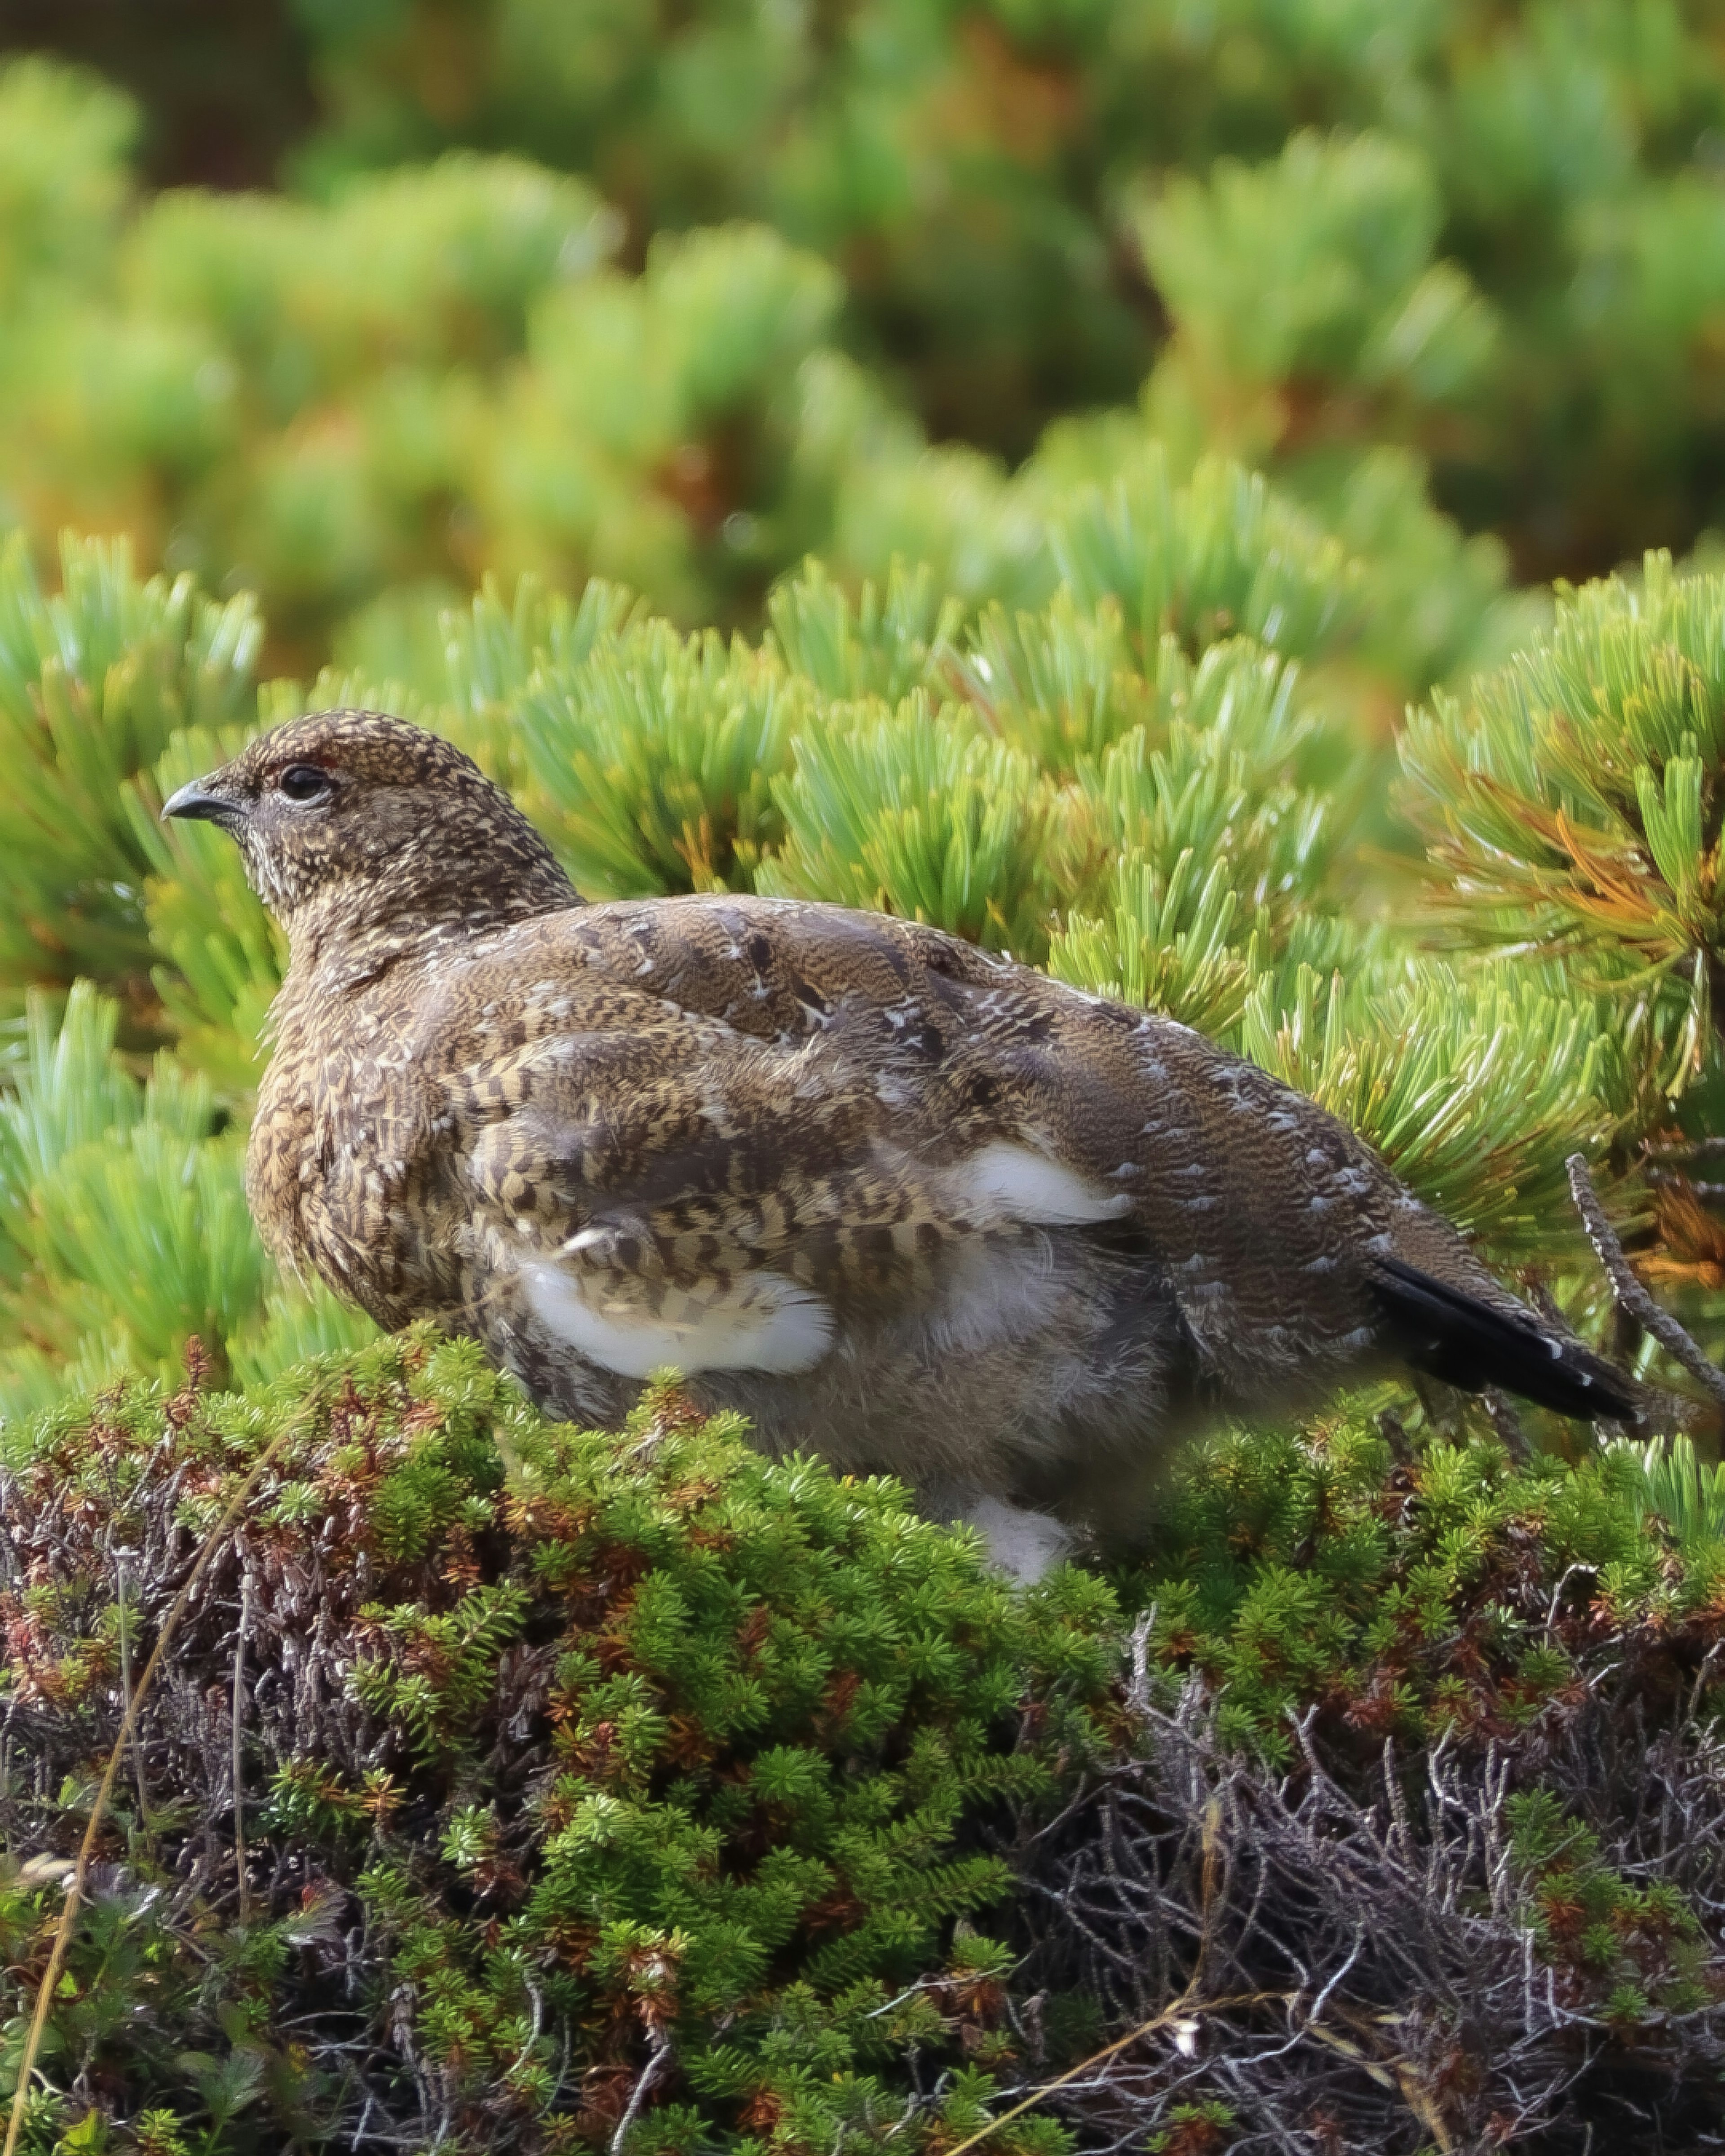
<box><xmin>1566</xmin><ymin>1152</ymin><xmax>1725</xmax><ymax>1410</ymax></box>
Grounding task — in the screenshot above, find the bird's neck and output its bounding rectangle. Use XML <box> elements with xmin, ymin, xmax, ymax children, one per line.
<box><xmin>279</xmin><ymin>858</ymin><xmax>581</xmax><ymax>990</ymax></box>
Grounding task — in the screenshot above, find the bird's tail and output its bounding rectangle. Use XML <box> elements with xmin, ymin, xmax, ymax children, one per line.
<box><xmin>1366</xmin><ymin>1253</ymin><xmax>1639</xmax><ymax>1424</ymax></box>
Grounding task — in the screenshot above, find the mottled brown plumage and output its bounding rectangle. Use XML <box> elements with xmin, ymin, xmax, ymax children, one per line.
<box><xmin>165</xmin><ymin>711</ymin><xmax>1634</xmax><ymax>1570</ymax></box>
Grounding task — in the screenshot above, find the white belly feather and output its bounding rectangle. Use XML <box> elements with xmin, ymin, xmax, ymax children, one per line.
<box><xmin>517</xmin><ymin>1257</ymin><xmax>836</xmax><ymax>1377</ymax></box>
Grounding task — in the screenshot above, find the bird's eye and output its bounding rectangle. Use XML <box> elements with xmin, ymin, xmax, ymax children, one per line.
<box><xmin>277</xmin><ymin>764</ymin><xmax>332</xmax><ymax>803</ymax></box>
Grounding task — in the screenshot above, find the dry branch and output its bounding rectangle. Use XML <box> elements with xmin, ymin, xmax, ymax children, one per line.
<box><xmin>1566</xmin><ymin>1153</ymin><xmax>1725</xmax><ymax>1411</ymax></box>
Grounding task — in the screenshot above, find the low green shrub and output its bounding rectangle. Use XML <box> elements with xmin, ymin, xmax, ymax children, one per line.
<box><xmin>0</xmin><ymin>1332</ymin><xmax>1115</xmax><ymax>2153</ymax></box>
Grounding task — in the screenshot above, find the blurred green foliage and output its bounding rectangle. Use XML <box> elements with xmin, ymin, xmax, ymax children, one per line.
<box><xmin>2</xmin><ymin>8</ymin><xmax>1690</xmax><ymax>682</ymax></box>
<box><xmin>265</xmin><ymin>0</ymin><xmax>1725</xmax><ymax>580</ymax></box>
<box><xmin>252</xmin><ymin>9</ymin><xmax>1725</xmax><ymax>550</ymax></box>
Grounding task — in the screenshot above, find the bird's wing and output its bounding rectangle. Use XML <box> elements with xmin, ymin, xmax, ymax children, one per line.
<box><xmin>436</xmin><ymin>899</ymin><xmax>1143</xmax><ymax>1380</ymax></box>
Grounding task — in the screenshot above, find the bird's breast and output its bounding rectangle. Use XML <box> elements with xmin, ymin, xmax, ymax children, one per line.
<box><xmin>248</xmin><ymin>1014</ymin><xmax>454</xmax><ymax>1327</ymax></box>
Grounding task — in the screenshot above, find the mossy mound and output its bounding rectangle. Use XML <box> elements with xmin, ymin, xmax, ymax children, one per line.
<box><xmin>0</xmin><ymin>1328</ymin><xmax>1111</xmax><ymax>2155</ymax></box>
<box><xmin>8</xmin><ymin>1339</ymin><xmax>1725</xmax><ymax>2150</ymax></box>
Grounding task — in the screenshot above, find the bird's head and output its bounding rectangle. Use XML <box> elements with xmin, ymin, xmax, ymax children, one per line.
<box><xmin>163</xmin><ymin>710</ymin><xmax>576</xmax><ymax>956</ymax></box>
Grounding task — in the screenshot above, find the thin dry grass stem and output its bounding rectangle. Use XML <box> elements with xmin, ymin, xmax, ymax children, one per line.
<box><xmin>941</xmin><ymin>1991</ymin><xmax>1293</xmax><ymax>2156</ymax></box>
<box><xmin>1566</xmin><ymin>1152</ymin><xmax>1725</xmax><ymax>1408</ymax></box>
<box><xmin>1</xmin><ymin>1390</ymin><xmax>306</xmax><ymax>2156</ymax></box>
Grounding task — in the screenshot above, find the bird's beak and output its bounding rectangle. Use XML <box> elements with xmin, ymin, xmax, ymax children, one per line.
<box><xmin>161</xmin><ymin>777</ymin><xmax>240</xmax><ymax>828</ymax></box>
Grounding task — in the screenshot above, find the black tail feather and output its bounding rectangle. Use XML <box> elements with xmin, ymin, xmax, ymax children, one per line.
<box><xmin>1367</xmin><ymin>1256</ymin><xmax>1638</xmax><ymax>1424</ymax></box>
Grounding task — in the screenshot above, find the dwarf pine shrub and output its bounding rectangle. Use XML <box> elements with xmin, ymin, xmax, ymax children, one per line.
<box><xmin>10</xmin><ymin>8</ymin><xmax>1725</xmax><ymax>648</ymax></box>
<box><xmin>222</xmin><ymin>6</ymin><xmax>1725</xmax><ymax>583</ymax></box>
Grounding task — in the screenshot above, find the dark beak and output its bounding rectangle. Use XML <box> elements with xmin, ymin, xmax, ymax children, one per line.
<box><xmin>161</xmin><ymin>779</ymin><xmax>240</xmax><ymax>828</ymax></box>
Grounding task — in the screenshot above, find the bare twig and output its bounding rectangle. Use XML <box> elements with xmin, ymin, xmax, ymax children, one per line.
<box><xmin>1125</xmin><ymin>1609</ymin><xmax>1156</xmax><ymax>1721</ymax></box>
<box><xmin>1003</xmin><ymin>1667</ymin><xmax>1725</xmax><ymax>2152</ymax></box>
<box><xmin>114</xmin><ymin>1552</ymin><xmax>151</xmax><ymax>1832</ymax></box>
<box><xmin>942</xmin><ymin>1779</ymin><xmax>1275</xmax><ymax>2155</ymax></box>
<box><xmin>1566</xmin><ymin>1153</ymin><xmax>1725</xmax><ymax>1408</ymax></box>
<box><xmin>232</xmin><ymin>1570</ymin><xmax>254</xmax><ymax>1926</ymax></box>
<box><xmin>1647</xmin><ymin>1172</ymin><xmax>1725</xmax><ymax>1201</ymax></box>
<box><xmin>1648</xmin><ymin>1134</ymin><xmax>1725</xmax><ymax>1164</ymax></box>
<box><xmin>609</xmin><ymin>2030</ymin><xmax>674</xmax><ymax>2156</ymax></box>
<box><xmin>1481</xmin><ymin>1387</ymin><xmax>1531</xmax><ymax>1465</ymax></box>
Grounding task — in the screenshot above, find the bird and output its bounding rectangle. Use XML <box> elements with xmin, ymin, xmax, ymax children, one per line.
<box><xmin>164</xmin><ymin>709</ymin><xmax>1638</xmax><ymax>1576</ymax></box>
